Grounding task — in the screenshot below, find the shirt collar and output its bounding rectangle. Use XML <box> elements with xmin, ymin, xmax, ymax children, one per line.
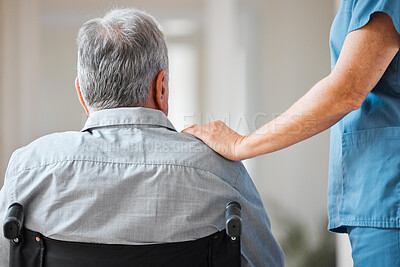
<box><xmin>81</xmin><ymin>107</ymin><xmax>176</xmax><ymax>132</ymax></box>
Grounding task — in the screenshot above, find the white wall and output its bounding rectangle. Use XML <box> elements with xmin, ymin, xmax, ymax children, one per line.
<box><xmin>241</xmin><ymin>0</ymin><xmax>333</xmax><ymax>242</ymax></box>
<box><xmin>0</xmin><ymin>0</ymin><xmax>41</xmax><ymax>182</ymax></box>
<box><xmin>0</xmin><ymin>1</ymin><xmax>3</xmax><ymax>179</ymax></box>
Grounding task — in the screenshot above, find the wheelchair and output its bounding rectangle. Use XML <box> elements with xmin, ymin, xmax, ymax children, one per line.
<box><xmin>3</xmin><ymin>201</ymin><xmax>242</xmax><ymax>267</ymax></box>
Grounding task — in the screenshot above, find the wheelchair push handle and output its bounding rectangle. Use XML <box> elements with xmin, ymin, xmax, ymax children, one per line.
<box><xmin>3</xmin><ymin>203</ymin><xmax>24</xmax><ymax>240</ymax></box>
<box><xmin>225</xmin><ymin>201</ymin><xmax>242</xmax><ymax>239</ymax></box>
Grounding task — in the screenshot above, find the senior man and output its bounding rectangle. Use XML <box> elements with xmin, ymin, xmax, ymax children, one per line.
<box><xmin>0</xmin><ymin>8</ymin><xmax>284</xmax><ymax>266</ymax></box>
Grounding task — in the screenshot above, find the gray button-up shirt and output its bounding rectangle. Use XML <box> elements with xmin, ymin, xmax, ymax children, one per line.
<box><xmin>0</xmin><ymin>107</ymin><xmax>284</xmax><ymax>266</ymax></box>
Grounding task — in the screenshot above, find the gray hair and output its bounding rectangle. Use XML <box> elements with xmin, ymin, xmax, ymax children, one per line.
<box><xmin>76</xmin><ymin>8</ymin><xmax>169</xmax><ymax>110</ymax></box>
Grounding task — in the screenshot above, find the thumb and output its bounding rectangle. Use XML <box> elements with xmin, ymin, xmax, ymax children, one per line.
<box><xmin>182</xmin><ymin>125</ymin><xmax>209</xmax><ymax>140</ymax></box>
<box><xmin>182</xmin><ymin>124</ymin><xmax>201</xmax><ymax>135</ymax></box>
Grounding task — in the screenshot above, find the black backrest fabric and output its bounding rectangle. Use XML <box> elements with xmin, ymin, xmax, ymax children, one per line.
<box><xmin>9</xmin><ymin>229</ymin><xmax>44</xmax><ymax>267</ymax></box>
<box><xmin>9</xmin><ymin>228</ymin><xmax>240</xmax><ymax>267</ymax></box>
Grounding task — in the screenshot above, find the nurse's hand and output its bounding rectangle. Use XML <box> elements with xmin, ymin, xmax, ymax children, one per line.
<box><xmin>183</xmin><ymin>13</ymin><xmax>400</xmax><ymax>161</ymax></box>
<box><xmin>182</xmin><ymin>121</ymin><xmax>248</xmax><ymax>161</ymax></box>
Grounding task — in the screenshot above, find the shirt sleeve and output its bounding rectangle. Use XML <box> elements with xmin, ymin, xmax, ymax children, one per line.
<box><xmin>234</xmin><ymin>162</ymin><xmax>285</xmax><ymax>267</ymax></box>
<box><xmin>348</xmin><ymin>0</ymin><xmax>400</xmax><ymax>35</ymax></box>
<box><xmin>0</xmin><ymin>152</ymin><xmax>20</xmax><ymax>266</ymax></box>
<box><xmin>0</xmin><ymin>188</ymin><xmax>10</xmax><ymax>267</ymax></box>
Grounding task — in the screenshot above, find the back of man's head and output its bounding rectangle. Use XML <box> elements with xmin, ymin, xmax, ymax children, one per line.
<box><xmin>76</xmin><ymin>8</ymin><xmax>169</xmax><ymax>111</ymax></box>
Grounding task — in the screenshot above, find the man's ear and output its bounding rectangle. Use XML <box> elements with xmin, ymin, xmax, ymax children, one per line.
<box><xmin>75</xmin><ymin>77</ymin><xmax>89</xmax><ymax>115</ymax></box>
<box><xmin>154</xmin><ymin>70</ymin><xmax>169</xmax><ymax>116</ymax></box>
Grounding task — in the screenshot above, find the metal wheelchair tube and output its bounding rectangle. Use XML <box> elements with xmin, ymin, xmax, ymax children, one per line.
<box><xmin>3</xmin><ymin>203</ymin><xmax>24</xmax><ymax>240</ymax></box>
<box><xmin>225</xmin><ymin>201</ymin><xmax>242</xmax><ymax>240</ymax></box>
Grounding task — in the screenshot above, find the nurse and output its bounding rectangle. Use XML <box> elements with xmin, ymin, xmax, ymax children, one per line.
<box><xmin>183</xmin><ymin>0</ymin><xmax>400</xmax><ymax>266</ymax></box>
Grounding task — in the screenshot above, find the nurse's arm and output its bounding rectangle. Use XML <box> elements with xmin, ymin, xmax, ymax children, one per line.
<box><xmin>182</xmin><ymin>12</ymin><xmax>400</xmax><ymax>161</ymax></box>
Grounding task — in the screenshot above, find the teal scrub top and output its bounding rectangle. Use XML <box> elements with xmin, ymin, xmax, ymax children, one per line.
<box><xmin>328</xmin><ymin>0</ymin><xmax>400</xmax><ymax>233</ymax></box>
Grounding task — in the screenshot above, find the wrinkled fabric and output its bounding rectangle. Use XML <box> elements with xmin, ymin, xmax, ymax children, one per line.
<box><xmin>329</xmin><ymin>0</ymin><xmax>400</xmax><ymax>233</ymax></box>
<box><xmin>0</xmin><ymin>107</ymin><xmax>284</xmax><ymax>267</ymax></box>
<box><xmin>347</xmin><ymin>227</ymin><xmax>400</xmax><ymax>267</ymax></box>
